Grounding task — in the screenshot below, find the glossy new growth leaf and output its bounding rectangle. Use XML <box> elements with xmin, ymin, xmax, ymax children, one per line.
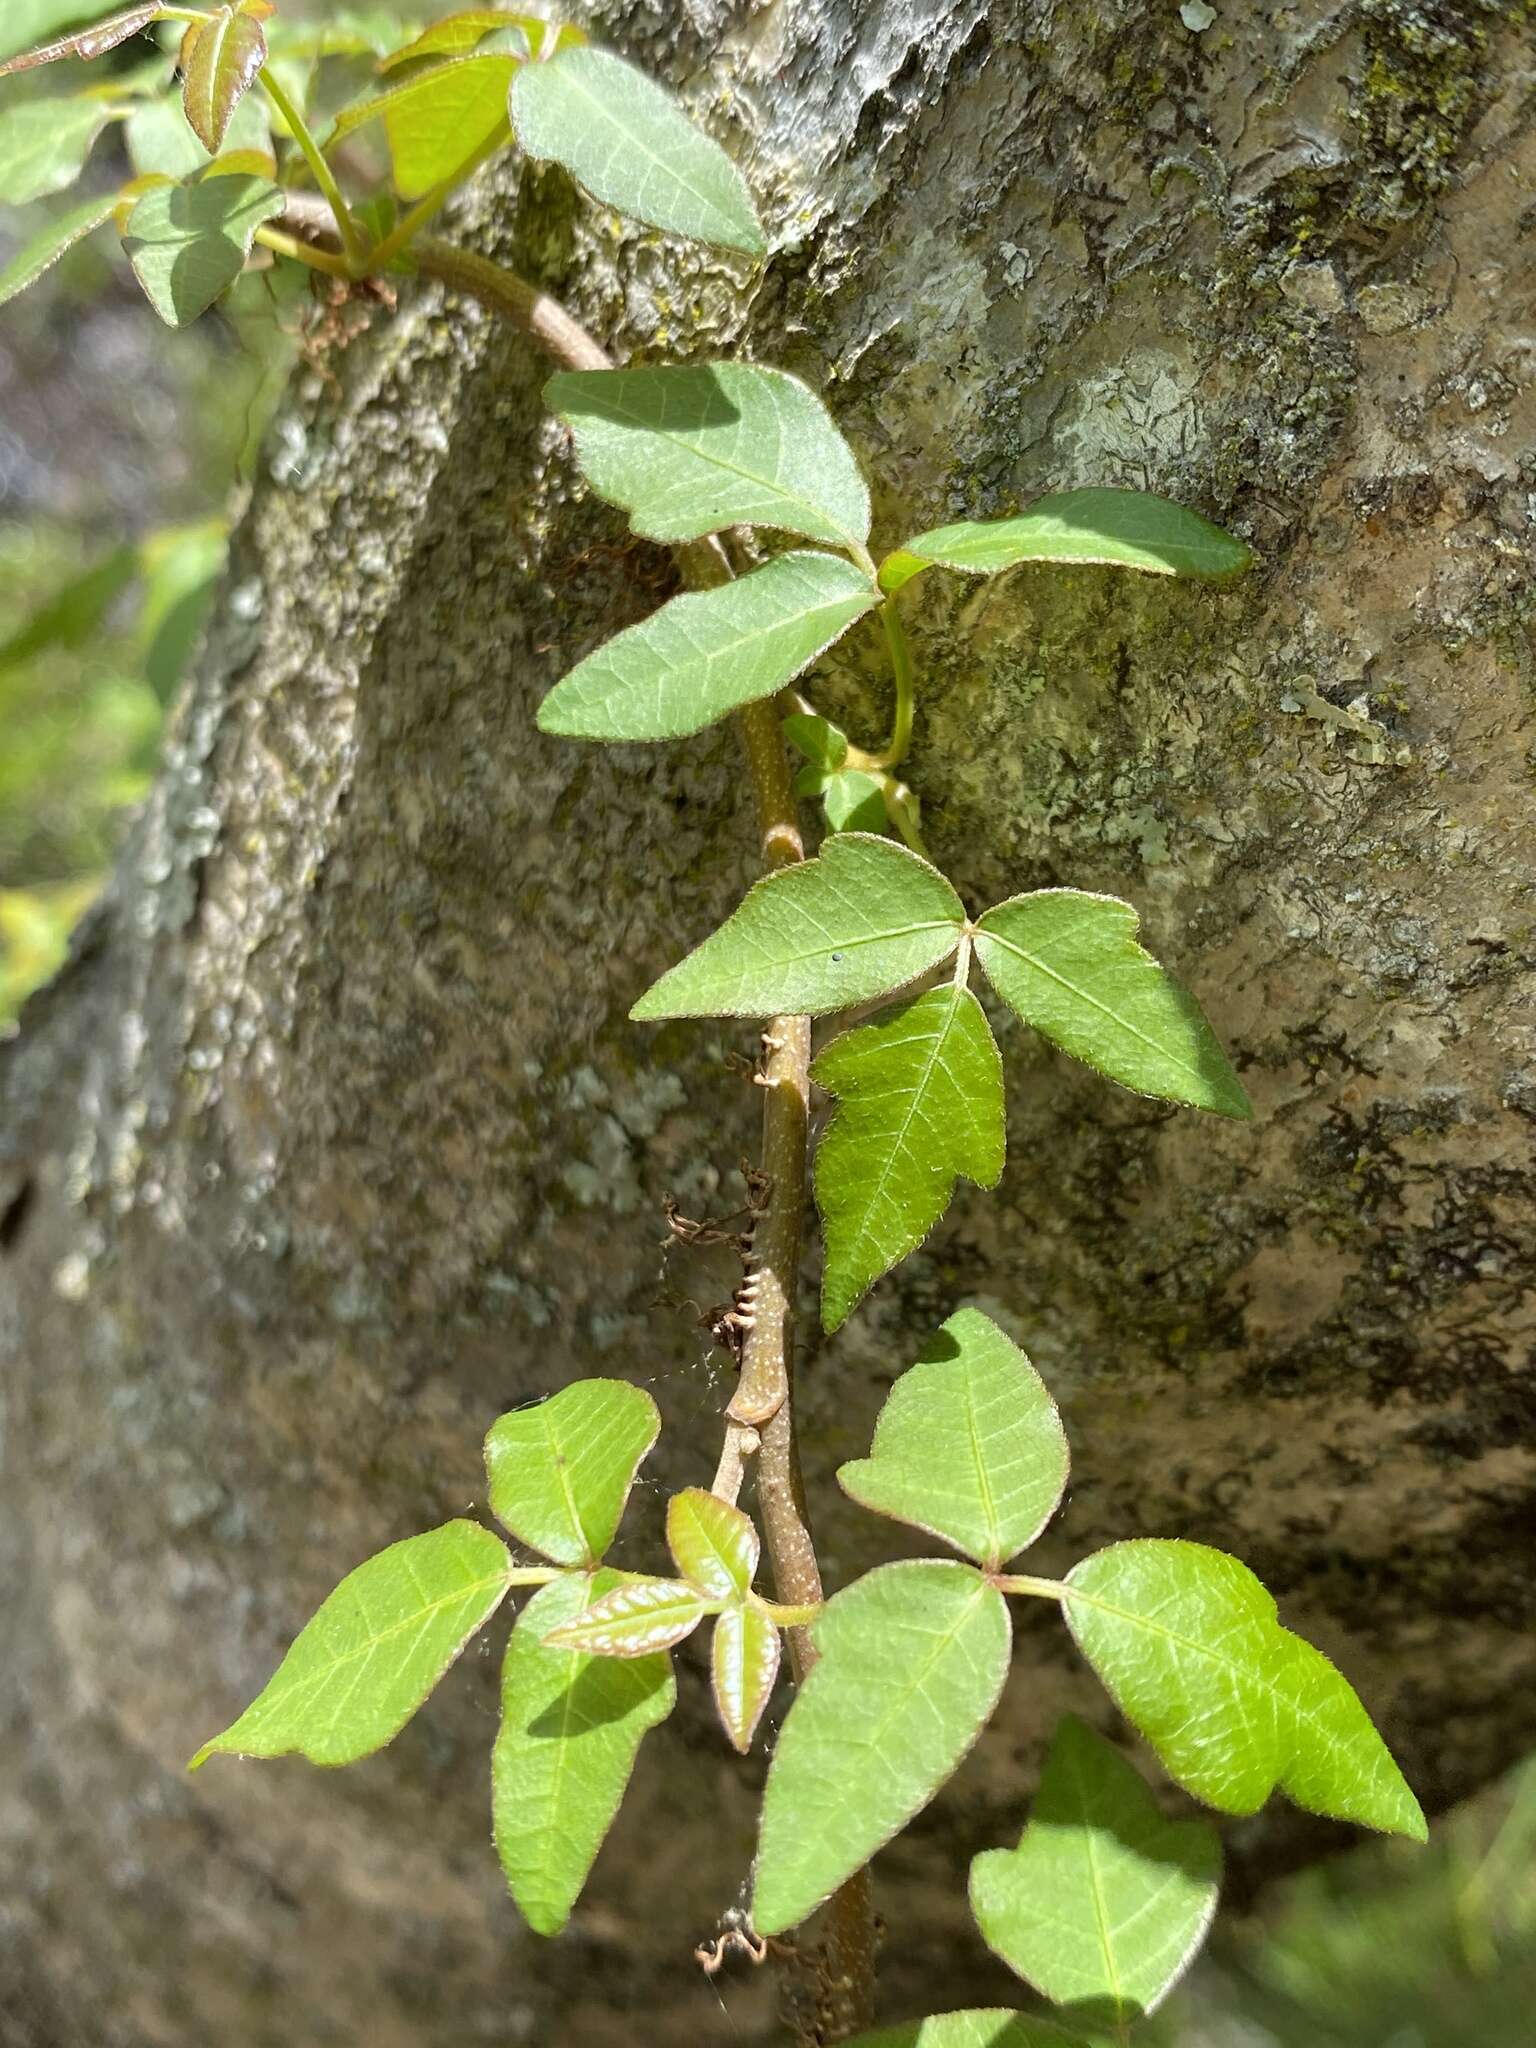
<box><xmin>329</xmin><ymin>55</ymin><xmax>516</xmax><ymax>199</ymax></box>
<box><xmin>839</xmin><ymin>1310</ymin><xmax>1068</xmax><ymax>1565</ymax></box>
<box><xmin>879</xmin><ymin>489</ymin><xmax>1253</xmax><ymax>593</ymax></box>
<box><xmin>712</xmin><ymin>1601</ymin><xmax>781</xmax><ymax>1754</ymax></box>
<box><xmin>493</xmin><ymin>1571</ymin><xmax>674</xmax><ymax>1935</ymax></box>
<box><xmin>123</xmin><ymin>169</ymin><xmax>283</xmax><ymax>325</ymax></box>
<box><xmin>0</xmin><ymin>3</ymin><xmax>158</xmax><ymax>75</ymax></box>
<box><xmin>484</xmin><ymin>1378</ymin><xmax>659</xmax><ymax>1566</ymax></box>
<box><xmin>970</xmin><ymin>1716</ymin><xmax>1221</xmax><ymax>2023</ymax></box>
<box><xmin>189</xmin><ymin>1520</ymin><xmax>513</xmax><ymax>1769</ymax></box>
<box><xmin>0</xmin><ymin>95</ymin><xmax>114</xmax><ymax>204</ymax></box>
<box><xmin>537</xmin><ymin>551</ymin><xmax>877</xmax><ymax>743</ymax></box>
<box><xmin>546</xmin><ymin>363</ymin><xmax>869</xmax><ymax>549</ymax></box>
<box><xmin>752</xmin><ymin>1560</ymin><xmax>1012</xmax><ymax>1935</ymax></box>
<box><xmin>632</xmin><ymin>832</ymin><xmax>964</xmax><ymax>1022</ymax></box>
<box><xmin>1062</xmin><ymin>1541</ymin><xmax>1426</xmax><ymax>1839</ymax></box>
<box><xmin>814</xmin><ymin>988</ymin><xmax>1005</xmax><ymax>1330</ymax></box>
<box><xmin>666</xmin><ymin>1487</ymin><xmax>758</xmax><ymax>1601</ymax></box>
<box><xmin>180</xmin><ymin>5</ymin><xmax>267</xmax><ymax>154</ymax></box>
<box><xmin>511</xmin><ymin>44</ymin><xmax>765</xmax><ymax>255</ymax></box>
<box><xmin>851</xmin><ymin>2012</ymin><xmax>1097</xmax><ymax>2048</ymax></box>
<box><xmin>974</xmin><ymin>891</ymin><xmax>1250</xmax><ymax>1119</ymax></box>
<box><xmin>379</xmin><ymin>10</ymin><xmax>556</xmax><ymax>68</ymax></box>
<box><xmin>543</xmin><ymin>1575</ymin><xmax>709</xmax><ymax>1657</ymax></box>
<box><xmin>0</xmin><ymin>189</ymin><xmax>118</xmax><ymax>307</ymax></box>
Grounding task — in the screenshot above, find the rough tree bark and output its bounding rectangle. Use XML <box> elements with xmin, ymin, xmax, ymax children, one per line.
<box><xmin>2</xmin><ymin>2</ymin><xmax>1534</xmax><ymax>2042</ymax></box>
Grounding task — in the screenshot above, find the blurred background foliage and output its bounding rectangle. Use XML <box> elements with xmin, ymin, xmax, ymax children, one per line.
<box><xmin>2</xmin><ymin>6</ymin><xmax>1533</xmax><ymax>2042</ymax></box>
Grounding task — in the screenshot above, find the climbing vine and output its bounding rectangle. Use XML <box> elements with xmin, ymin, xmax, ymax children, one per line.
<box><xmin>1</xmin><ymin>7</ymin><xmax>1426</xmax><ymax>2044</ymax></box>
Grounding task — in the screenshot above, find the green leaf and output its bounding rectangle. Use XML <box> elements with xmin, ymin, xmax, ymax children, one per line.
<box><xmin>838</xmin><ymin>1309</ymin><xmax>1068</xmax><ymax>1565</ymax></box>
<box><xmin>711</xmin><ymin>1600</ymin><xmax>780</xmax><ymax>1754</ymax></box>
<box><xmin>379</xmin><ymin>10</ymin><xmax>542</xmax><ymax>68</ymax></box>
<box><xmin>510</xmin><ymin>44</ymin><xmax>764</xmax><ymax>255</ymax></box>
<box><xmin>0</xmin><ymin>94</ymin><xmax>114</xmax><ymax>204</ymax></box>
<box><xmin>878</xmin><ymin>490</ymin><xmax>1254</xmax><ymax>594</ymax></box>
<box><xmin>122</xmin><ymin>167</ymin><xmax>283</xmax><ymax>325</ymax></box>
<box><xmin>484</xmin><ymin>1378</ymin><xmax>659</xmax><ymax>1567</ymax></box>
<box><xmin>813</xmin><ymin>989</ymin><xmax>1005</xmax><ymax>1331</ymax></box>
<box><xmin>543</xmin><ymin>1575</ymin><xmax>710</xmax><ymax>1657</ymax></box>
<box><xmin>822</xmin><ymin>769</ymin><xmax>888</xmax><ymax>834</ymax></box>
<box><xmin>179</xmin><ymin>4</ymin><xmax>267</xmax><ymax>154</ymax></box>
<box><xmin>632</xmin><ymin>833</ymin><xmax>965</xmax><ymax>1022</ymax></box>
<box><xmin>536</xmin><ymin>552</ymin><xmax>877</xmax><ymax>744</ymax></box>
<box><xmin>493</xmin><ymin>1570</ymin><xmax>674</xmax><ymax>1936</ymax></box>
<box><xmin>328</xmin><ymin>55</ymin><xmax>515</xmax><ymax>200</ymax></box>
<box><xmin>783</xmin><ymin>710</ymin><xmax>848</xmax><ymax>771</ymax></box>
<box><xmin>545</xmin><ymin>363</ymin><xmax>868</xmax><ymax>548</ymax></box>
<box><xmin>970</xmin><ymin>1716</ymin><xmax>1221</xmax><ymax>2024</ymax></box>
<box><xmin>1060</xmin><ymin>1540</ymin><xmax>1427</xmax><ymax>1839</ymax></box>
<box><xmin>0</xmin><ymin>3</ymin><xmax>158</xmax><ymax>74</ymax></box>
<box><xmin>0</xmin><ymin>541</ymin><xmax>136</xmax><ymax>664</ymax></box>
<box><xmin>189</xmin><ymin>1520</ymin><xmax>513</xmax><ymax>1769</ymax></box>
<box><xmin>0</xmin><ymin>188</ymin><xmax>118</xmax><ymax>308</ymax></box>
<box><xmin>666</xmin><ymin>1487</ymin><xmax>758</xmax><ymax>1601</ymax></box>
<box><xmin>850</xmin><ymin>2014</ymin><xmax>1097</xmax><ymax>2048</ymax></box>
<box><xmin>125</xmin><ymin>86</ymin><xmax>269</xmax><ymax>177</ymax></box>
<box><xmin>752</xmin><ymin>1560</ymin><xmax>1012</xmax><ymax>1935</ymax></box>
<box><xmin>973</xmin><ymin>891</ymin><xmax>1250</xmax><ymax>1119</ymax></box>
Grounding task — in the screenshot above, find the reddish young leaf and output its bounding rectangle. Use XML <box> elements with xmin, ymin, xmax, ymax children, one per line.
<box><xmin>711</xmin><ymin>1603</ymin><xmax>781</xmax><ymax>1753</ymax></box>
<box><xmin>542</xmin><ymin>1576</ymin><xmax>708</xmax><ymax>1658</ymax></box>
<box><xmin>666</xmin><ymin>1488</ymin><xmax>759</xmax><ymax>1602</ymax></box>
<box><xmin>180</xmin><ymin>4</ymin><xmax>268</xmax><ymax>155</ymax></box>
<box><xmin>0</xmin><ymin>4</ymin><xmax>159</xmax><ymax>78</ymax></box>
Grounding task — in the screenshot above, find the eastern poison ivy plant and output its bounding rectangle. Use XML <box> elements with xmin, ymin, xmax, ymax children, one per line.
<box><xmin>1</xmin><ymin>7</ymin><xmax>1428</xmax><ymax>2044</ymax></box>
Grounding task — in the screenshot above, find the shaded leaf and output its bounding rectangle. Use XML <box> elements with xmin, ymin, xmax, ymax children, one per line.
<box><xmin>822</xmin><ymin>769</ymin><xmax>888</xmax><ymax>834</ymax></box>
<box><xmin>125</xmin><ymin>86</ymin><xmax>269</xmax><ymax>177</ymax></box>
<box><xmin>179</xmin><ymin>4</ymin><xmax>267</xmax><ymax>155</ymax></box>
<box><xmin>666</xmin><ymin>1487</ymin><xmax>758</xmax><ymax>1602</ymax></box>
<box><xmin>511</xmin><ymin>44</ymin><xmax>764</xmax><ymax>254</ymax></box>
<box><xmin>1061</xmin><ymin>1540</ymin><xmax>1427</xmax><ymax>1838</ymax></box>
<box><xmin>545</xmin><ymin>363</ymin><xmax>867</xmax><ymax>548</ymax></box>
<box><xmin>0</xmin><ymin>188</ymin><xmax>119</xmax><ymax>309</ymax></box>
<box><xmin>632</xmin><ymin>832</ymin><xmax>964</xmax><ymax>1022</ymax></box>
<box><xmin>814</xmin><ymin>990</ymin><xmax>1004</xmax><ymax>1331</ymax></box>
<box><xmin>484</xmin><ymin>1378</ymin><xmax>659</xmax><ymax>1567</ymax></box>
<box><xmin>712</xmin><ymin>1601</ymin><xmax>780</xmax><ymax>1754</ymax></box>
<box><xmin>123</xmin><ymin>168</ymin><xmax>283</xmax><ymax>324</ymax></box>
<box><xmin>543</xmin><ymin>1575</ymin><xmax>710</xmax><ymax>1657</ymax></box>
<box><xmin>537</xmin><ymin>551</ymin><xmax>877</xmax><ymax>743</ymax></box>
<box><xmin>974</xmin><ymin>891</ymin><xmax>1250</xmax><ymax>1119</ymax></box>
<box><xmin>0</xmin><ymin>541</ymin><xmax>136</xmax><ymax>664</ymax></box>
<box><xmin>0</xmin><ymin>3</ymin><xmax>158</xmax><ymax>75</ymax></box>
<box><xmin>329</xmin><ymin>55</ymin><xmax>515</xmax><ymax>199</ymax></box>
<box><xmin>0</xmin><ymin>94</ymin><xmax>114</xmax><ymax>204</ymax></box>
<box><xmin>850</xmin><ymin>2014</ymin><xmax>1097</xmax><ymax>2048</ymax></box>
<box><xmin>189</xmin><ymin>1520</ymin><xmax>513</xmax><ymax>1768</ymax></box>
<box><xmin>493</xmin><ymin>1571</ymin><xmax>674</xmax><ymax>1935</ymax></box>
<box><xmin>783</xmin><ymin>709</ymin><xmax>848</xmax><ymax>771</ymax></box>
<box><xmin>752</xmin><ymin>1560</ymin><xmax>1012</xmax><ymax>1935</ymax></box>
<box><xmin>970</xmin><ymin>1716</ymin><xmax>1221</xmax><ymax>2023</ymax></box>
<box><xmin>838</xmin><ymin>1309</ymin><xmax>1067</xmax><ymax>1565</ymax></box>
<box><xmin>879</xmin><ymin>490</ymin><xmax>1253</xmax><ymax>593</ymax></box>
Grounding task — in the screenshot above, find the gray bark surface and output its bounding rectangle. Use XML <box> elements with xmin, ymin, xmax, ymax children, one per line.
<box><xmin>2</xmin><ymin>2</ymin><xmax>1534</xmax><ymax>2042</ymax></box>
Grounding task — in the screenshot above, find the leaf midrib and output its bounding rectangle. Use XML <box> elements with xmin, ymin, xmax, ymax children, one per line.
<box><xmin>977</xmin><ymin>919</ymin><xmax>1206</xmax><ymax>1085</ymax></box>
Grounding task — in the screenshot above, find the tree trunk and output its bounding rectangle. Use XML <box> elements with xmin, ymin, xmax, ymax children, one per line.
<box><xmin>3</xmin><ymin>2</ymin><xmax>1533</xmax><ymax>2041</ymax></box>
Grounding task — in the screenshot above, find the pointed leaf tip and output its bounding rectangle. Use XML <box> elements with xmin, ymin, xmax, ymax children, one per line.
<box><xmin>484</xmin><ymin>1378</ymin><xmax>659</xmax><ymax>1566</ymax></box>
<box><xmin>666</xmin><ymin>1488</ymin><xmax>759</xmax><ymax>1601</ymax></box>
<box><xmin>0</xmin><ymin>5</ymin><xmax>160</xmax><ymax>78</ymax></box>
<box><xmin>180</xmin><ymin>5</ymin><xmax>268</xmax><ymax>156</ymax></box>
<box><xmin>543</xmin><ymin>1575</ymin><xmax>709</xmax><ymax>1657</ymax></box>
<box><xmin>883</xmin><ymin>489</ymin><xmax>1253</xmax><ymax>589</ymax></box>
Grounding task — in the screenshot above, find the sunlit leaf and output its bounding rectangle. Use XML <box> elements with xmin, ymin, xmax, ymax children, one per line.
<box><xmin>179</xmin><ymin>4</ymin><xmax>267</xmax><ymax>155</ymax></box>
<box><xmin>545</xmin><ymin>363</ymin><xmax>868</xmax><ymax>549</ymax></box>
<box><xmin>188</xmin><ymin>1520</ymin><xmax>514</xmax><ymax>1768</ymax></box>
<box><xmin>0</xmin><ymin>95</ymin><xmax>115</xmax><ymax>204</ymax></box>
<box><xmin>752</xmin><ymin>1560</ymin><xmax>1012</xmax><ymax>1935</ymax></box>
<box><xmin>0</xmin><ymin>2</ymin><xmax>158</xmax><ymax>75</ymax></box>
<box><xmin>0</xmin><ymin>541</ymin><xmax>136</xmax><ymax>663</ymax></box>
<box><xmin>378</xmin><ymin>10</ymin><xmax>564</xmax><ymax>69</ymax></box>
<box><xmin>849</xmin><ymin>2014</ymin><xmax>1097</xmax><ymax>2048</ymax></box>
<box><xmin>1061</xmin><ymin>1540</ymin><xmax>1427</xmax><ymax>1839</ymax></box>
<box><xmin>666</xmin><ymin>1488</ymin><xmax>758</xmax><ymax>1602</ymax></box>
<box><xmin>838</xmin><ymin>1310</ymin><xmax>1067</xmax><ymax>1565</ymax></box>
<box><xmin>973</xmin><ymin>891</ymin><xmax>1250</xmax><ymax>1119</ymax></box>
<box><xmin>536</xmin><ymin>551</ymin><xmax>877</xmax><ymax>743</ymax></box>
<box><xmin>821</xmin><ymin>769</ymin><xmax>888</xmax><ymax>834</ymax></box>
<box><xmin>122</xmin><ymin>167</ymin><xmax>283</xmax><ymax>325</ymax></box>
<box><xmin>712</xmin><ymin>1601</ymin><xmax>780</xmax><ymax>1755</ymax></box>
<box><xmin>511</xmin><ymin>44</ymin><xmax>764</xmax><ymax>255</ymax></box>
<box><xmin>970</xmin><ymin>1716</ymin><xmax>1221</xmax><ymax>2023</ymax></box>
<box><xmin>328</xmin><ymin>54</ymin><xmax>515</xmax><ymax>200</ymax></box>
<box><xmin>0</xmin><ymin>188</ymin><xmax>119</xmax><ymax>308</ymax></box>
<box><xmin>632</xmin><ymin>832</ymin><xmax>964</xmax><ymax>1022</ymax></box>
<box><xmin>484</xmin><ymin>1378</ymin><xmax>659</xmax><ymax>1567</ymax></box>
<box><xmin>878</xmin><ymin>490</ymin><xmax>1254</xmax><ymax>593</ymax></box>
<box><xmin>814</xmin><ymin>989</ymin><xmax>1005</xmax><ymax>1331</ymax></box>
<box><xmin>543</xmin><ymin>1575</ymin><xmax>710</xmax><ymax>1657</ymax></box>
<box><xmin>493</xmin><ymin>1571</ymin><xmax>674</xmax><ymax>1935</ymax></box>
